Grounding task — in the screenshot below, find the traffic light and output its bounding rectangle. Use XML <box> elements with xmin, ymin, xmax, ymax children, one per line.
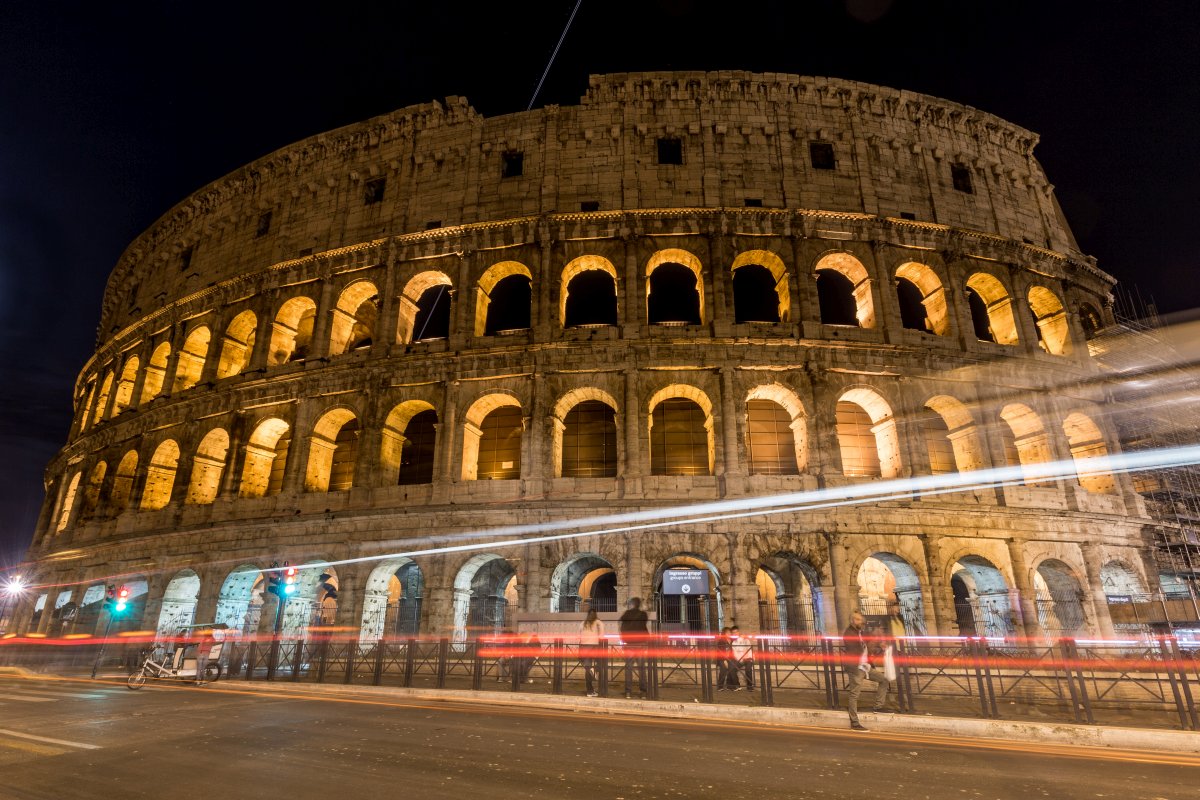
<box><xmin>283</xmin><ymin>565</ymin><xmax>297</xmax><ymax>596</ymax></box>
<box><xmin>115</xmin><ymin>586</ymin><xmax>129</xmax><ymax>613</ymax></box>
<box><xmin>265</xmin><ymin>562</ymin><xmax>282</xmax><ymax>597</ymax></box>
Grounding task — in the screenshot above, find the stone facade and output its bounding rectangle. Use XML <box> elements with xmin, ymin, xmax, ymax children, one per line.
<box><xmin>16</xmin><ymin>72</ymin><xmax>1157</xmax><ymax>644</ymax></box>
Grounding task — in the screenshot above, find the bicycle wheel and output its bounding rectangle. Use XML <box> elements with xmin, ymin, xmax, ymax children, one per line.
<box><xmin>202</xmin><ymin>664</ymin><xmax>221</xmax><ymax>684</ymax></box>
<box><xmin>127</xmin><ymin>669</ymin><xmax>148</xmax><ymax>690</ymax></box>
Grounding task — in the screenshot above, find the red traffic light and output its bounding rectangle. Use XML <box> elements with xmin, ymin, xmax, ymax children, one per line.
<box><xmin>284</xmin><ymin>566</ymin><xmax>297</xmax><ymax>595</ymax></box>
<box><xmin>115</xmin><ymin>586</ymin><xmax>130</xmax><ymax>612</ymax></box>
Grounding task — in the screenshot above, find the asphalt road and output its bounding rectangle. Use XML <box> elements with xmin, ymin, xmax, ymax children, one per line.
<box><xmin>0</xmin><ymin>674</ymin><xmax>1195</xmax><ymax>800</ymax></box>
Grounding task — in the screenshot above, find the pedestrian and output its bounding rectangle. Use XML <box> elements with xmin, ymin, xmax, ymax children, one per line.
<box><xmin>715</xmin><ymin>626</ymin><xmax>739</xmax><ymax>690</ymax></box>
<box><xmin>843</xmin><ymin>611</ymin><xmax>891</xmax><ymax>731</ymax></box>
<box><xmin>618</xmin><ymin>597</ymin><xmax>649</xmax><ymax>698</ymax></box>
<box><xmin>731</xmin><ymin>625</ymin><xmax>755</xmax><ymax>691</ymax></box>
<box><xmin>191</xmin><ymin>628</ymin><xmax>211</xmax><ymax>685</ymax></box>
<box><xmin>579</xmin><ymin>607</ymin><xmax>605</xmax><ymax>696</ymax></box>
<box><xmin>518</xmin><ymin>630</ymin><xmax>540</xmax><ymax>683</ymax></box>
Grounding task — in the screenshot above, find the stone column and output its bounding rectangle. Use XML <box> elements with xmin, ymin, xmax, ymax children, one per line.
<box><xmin>247</xmin><ymin>300</ymin><xmax>276</xmax><ymax>371</ymax></box>
<box><xmin>435</xmin><ymin>381</ymin><xmax>460</xmax><ymax>484</ymax></box>
<box><xmin>920</xmin><ymin>534</ymin><xmax>956</xmax><ymax>636</ymax></box>
<box><xmin>280</xmin><ymin>401</ymin><xmax>313</xmax><ymax>495</ymax></box>
<box><xmin>376</xmin><ymin>255</ymin><xmax>401</xmax><ymax>354</ymax></box>
<box><xmin>1080</xmin><ymin>544</ymin><xmax>1117</xmax><ymax>639</ymax></box>
<box><xmin>160</xmin><ymin>323</ymin><xmax>187</xmax><ymax>399</ymax></box>
<box><xmin>623</xmin><ymin>368</ymin><xmax>644</xmax><ymax>479</ymax></box>
<box><xmin>333</xmin><ymin>564</ymin><xmax>366</xmax><ymax>631</ymax></box>
<box><xmin>1006</xmin><ymin>538</ymin><xmax>1044</xmax><ymax>641</ymax></box>
<box><xmin>621</xmin><ymin>234</ymin><xmax>641</xmax><ymax>338</ymax></box>
<box><xmin>218</xmin><ymin>413</ymin><xmax>247</xmax><ymax>500</ymax></box>
<box><xmin>307</xmin><ymin>279</ymin><xmax>336</xmax><ymax>361</ymax></box>
<box><xmin>826</xmin><ymin>533</ymin><xmax>853</xmax><ymax>632</ymax></box>
<box><xmin>719</xmin><ymin>367</ymin><xmax>743</xmax><ymax>478</ymax></box>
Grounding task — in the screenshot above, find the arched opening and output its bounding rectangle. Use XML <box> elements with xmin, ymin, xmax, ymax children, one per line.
<box><xmin>185</xmin><ymin>428</ymin><xmax>229</xmax><ymax>505</ymax></box>
<box><xmin>559</xmin><ymin>398</ymin><xmax>618</xmax><ymax>478</ymax></box>
<box><xmin>453</xmin><ymin>554</ymin><xmax>517</xmax><ymax>645</ymax></box>
<box><xmin>649</xmin><ymin>387</ymin><xmax>714</xmax><ymax>477</ymax></box>
<box><xmin>561</xmin><ymin>256</ymin><xmax>619</xmax><ymax>328</ymax></box>
<box><xmin>732</xmin><ymin>250</ymin><xmax>789</xmax><ymax>324</ymax></box>
<box><xmin>950</xmin><ymin>556</ymin><xmax>1015</xmax><ymax>638</ymax></box>
<box><xmin>1034</xmin><ymin>559</ymin><xmax>1087</xmax><ymax>637</ymax></box>
<box><xmin>55</xmin><ymin>472</ymin><xmax>81</xmax><ymax>532</ymax></box>
<box><xmin>329</xmin><ymin>281</ymin><xmax>379</xmax><ymax>356</ymax></box>
<box><xmin>815</xmin><ymin>252</ymin><xmax>874</xmax><ymax>328</ymax></box>
<box><xmin>857</xmin><ymin>553</ymin><xmax>926</xmax><ymax>635</ymax></box>
<box><xmin>745</xmin><ymin>385</ymin><xmax>807</xmax><ymax>476</ymax></box>
<box><xmin>141</xmin><ymin>342</ymin><xmax>171</xmax><ymax>403</ymax></box>
<box><xmin>998</xmin><ymin>403</ymin><xmax>1052</xmax><ymax>485</ymax></box>
<box><xmin>240</xmin><ymin>418</ymin><xmax>291</xmax><ymax>498</ymax></box>
<box><xmin>647</xmin><ymin>263</ymin><xmax>701</xmax><ymax>325</ymax></box>
<box><xmin>173</xmin><ymin>326</ymin><xmax>211</xmax><ymax>392</ymax></box>
<box><xmin>476</xmin><ymin>262</ymin><xmax>532</xmax><ymax>336</ymax></box>
<box><xmin>141</xmin><ymin>440</ymin><xmax>180</xmax><ymax>510</ymax></box>
<box><xmin>550</xmin><ymin>553</ymin><xmax>618</xmax><ymax>612</ymax></box>
<box><xmin>155</xmin><ymin>569</ymin><xmax>201</xmax><ymax>639</ymax></box>
<box><xmin>381</xmin><ymin>401</ymin><xmax>438</xmax><ymax>486</ymax></box>
<box><xmin>835</xmin><ymin>388</ymin><xmax>900</xmax><ymax>478</ymax></box>
<box><xmin>1063</xmin><ymin>412</ymin><xmax>1116</xmax><ymax>494</ymax></box>
<box><xmin>654</xmin><ymin>554</ymin><xmax>723</xmax><ymax>635</ymax></box>
<box><xmin>756</xmin><ymin>553</ymin><xmax>822</xmax><ymax>637</ymax></box>
<box><xmin>214</xmin><ymin>565</ymin><xmax>265</xmax><ymax>636</ymax></box>
<box><xmin>461</xmin><ymin>395</ymin><xmax>523</xmax><ymax>481</ymax></box>
<box><xmin>269</xmin><ymin>296</ymin><xmax>317</xmax><ymax>365</ymax></box>
<box><xmin>217</xmin><ymin>310</ymin><xmax>257</xmax><ymax>379</ymax></box>
<box><xmin>895</xmin><ymin>262</ymin><xmax>949</xmax><ymax>335</ymax></box>
<box><xmin>78</xmin><ymin>380</ymin><xmax>96</xmax><ymax>432</ymax></box>
<box><xmin>1101</xmin><ymin>561</ymin><xmax>1148</xmax><ymax>635</ymax></box>
<box><xmin>965</xmin><ymin>273</ymin><xmax>1019</xmax><ymax>345</ymax></box>
<box><xmin>398</xmin><ymin>272</ymin><xmax>453</xmax><ymax>344</ymax></box>
<box><xmin>277</xmin><ymin>563</ymin><xmax>339</xmax><ymax>639</ymax></box>
<box><xmin>1078</xmin><ymin>303</ymin><xmax>1104</xmax><ymax>340</ymax></box>
<box><xmin>81</xmin><ymin>461</ymin><xmax>107</xmax><ymax>520</ymax></box>
<box><xmin>360</xmin><ymin>559</ymin><xmax>424</xmax><ymax>641</ymax></box>
<box><xmin>92</xmin><ymin>372</ymin><xmax>113</xmax><ymax>425</ymax></box>
<box><xmin>305</xmin><ymin>409</ymin><xmax>359</xmax><ymax>493</ymax></box>
<box><xmin>923</xmin><ymin>396</ymin><xmax>984</xmax><ymax>473</ymax></box>
<box><xmin>114</xmin><ymin>356</ymin><xmax>139</xmax><ymax>414</ymax></box>
<box><xmin>1028</xmin><ymin>286</ymin><xmax>1071</xmax><ymax>355</ymax></box>
<box><xmin>109</xmin><ymin>450</ymin><xmax>138</xmax><ymax>513</ymax></box>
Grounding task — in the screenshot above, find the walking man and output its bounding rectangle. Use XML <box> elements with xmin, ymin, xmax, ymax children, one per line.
<box><xmin>619</xmin><ymin>597</ymin><xmax>649</xmax><ymax>698</ymax></box>
<box><xmin>843</xmin><ymin>611</ymin><xmax>891</xmax><ymax>731</ymax></box>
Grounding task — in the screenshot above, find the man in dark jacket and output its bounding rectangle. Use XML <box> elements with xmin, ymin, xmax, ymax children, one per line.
<box><xmin>843</xmin><ymin>611</ymin><xmax>891</xmax><ymax>731</ymax></box>
<box><xmin>618</xmin><ymin>597</ymin><xmax>650</xmax><ymax>698</ymax></box>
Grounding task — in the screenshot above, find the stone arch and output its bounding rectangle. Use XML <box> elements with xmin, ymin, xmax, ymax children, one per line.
<box><xmin>551</xmin><ymin>388</ymin><xmax>620</xmax><ymax>479</ymax></box>
<box><xmin>855</xmin><ymin>551</ymin><xmax>926</xmax><ymax>635</ymax></box>
<box><xmin>561</xmin><ymin>255</ymin><xmax>619</xmax><ymax>327</ymax></box>
<box><xmin>755</xmin><ymin>552</ymin><xmax>823</xmax><ymax>636</ymax></box>
<box><xmin>745</xmin><ymin>384</ymin><xmax>807</xmax><ymax>475</ymax></box>
<box><xmin>1078</xmin><ymin>302</ymin><xmax>1104</xmax><ymax>340</ymax></box>
<box><xmin>360</xmin><ymin>558</ymin><xmax>424</xmax><ymax>641</ymax></box>
<box><xmin>835</xmin><ymin>387</ymin><xmax>901</xmax><ymax>478</ymax></box>
<box><xmin>214</xmin><ymin>565</ymin><xmax>266</xmax><ymax>635</ymax></box>
<box><xmin>141</xmin><ymin>439</ymin><xmax>180</xmax><ymax>510</ymax></box>
<box><xmin>731</xmin><ymin>249</ymin><xmax>789</xmax><ymax>323</ymax></box>
<box><xmin>550</xmin><ymin>552</ymin><xmax>618</xmax><ymax>613</ymax></box>
<box><xmin>815</xmin><ymin>252</ymin><xmax>874</xmax><ymax>328</ymax></box>
<box><xmin>646</xmin><ymin>248</ymin><xmax>704</xmax><ymax>325</ymax></box>
<box><xmin>1033</xmin><ymin>558</ymin><xmax>1088</xmax><ymax>636</ymax></box>
<box><xmin>269</xmin><ymin>295</ymin><xmax>317</xmax><ymax>365</ymax></box>
<box><xmin>173</xmin><ymin>325</ymin><xmax>211</xmax><ymax>392</ymax></box>
<box><xmin>114</xmin><ymin>356</ymin><xmax>140</xmax><ymax>414</ymax></box>
<box><xmin>461</xmin><ymin>393</ymin><xmax>523</xmax><ymax>481</ymax></box>
<box><xmin>1027</xmin><ymin>286</ymin><xmax>1071</xmax><ymax>355</ymax></box>
<box><xmin>216</xmin><ymin>310</ymin><xmax>257</xmax><ymax>379</ymax></box>
<box><xmin>965</xmin><ymin>272</ymin><xmax>1019</xmax><ymax>345</ymax></box>
<box><xmin>277</xmin><ymin>561</ymin><xmax>339</xmax><ymax>639</ymax></box>
<box><xmin>109</xmin><ymin>449</ymin><xmax>138</xmax><ymax>512</ymax></box>
<box><xmin>648</xmin><ymin>384</ymin><xmax>715</xmax><ymax>476</ymax></box>
<box><xmin>141</xmin><ymin>341</ymin><xmax>171</xmax><ymax>403</ymax></box>
<box><xmin>923</xmin><ymin>395</ymin><xmax>985</xmax><ymax>473</ymax></box>
<box><xmin>949</xmin><ymin>555</ymin><xmax>1015</xmax><ymax>638</ymax></box>
<box><xmin>329</xmin><ymin>280</ymin><xmax>380</xmax><ymax>355</ymax></box>
<box><xmin>1062</xmin><ymin>411</ymin><xmax>1116</xmax><ymax>494</ymax></box>
<box><xmin>305</xmin><ymin>407</ymin><xmax>360</xmax><ymax>493</ymax></box>
<box><xmin>998</xmin><ymin>403</ymin><xmax>1052</xmax><ymax>484</ymax></box>
<box><xmin>81</xmin><ymin>460</ymin><xmax>107</xmax><ymax>520</ymax></box>
<box><xmin>155</xmin><ymin>569</ymin><xmax>201</xmax><ymax>639</ymax></box>
<box><xmin>240</xmin><ymin>418</ymin><xmax>291</xmax><ymax>498</ymax></box>
<box><xmin>475</xmin><ymin>261</ymin><xmax>533</xmax><ymax>336</ymax></box>
<box><xmin>55</xmin><ymin>472</ymin><xmax>82</xmax><ymax>532</ymax></box>
<box><xmin>1100</xmin><ymin>560</ymin><xmax>1146</xmax><ymax>596</ymax></box>
<box><xmin>185</xmin><ymin>428</ymin><xmax>230</xmax><ymax>505</ymax></box>
<box><xmin>895</xmin><ymin>261</ymin><xmax>949</xmax><ymax>335</ymax></box>
<box><xmin>398</xmin><ymin>271</ymin><xmax>453</xmax><ymax>344</ymax></box>
<box><xmin>381</xmin><ymin>400</ymin><xmax>438</xmax><ymax>485</ymax></box>
<box><xmin>91</xmin><ymin>371</ymin><xmax>113</xmax><ymax>425</ymax></box>
<box><xmin>653</xmin><ymin>553</ymin><xmax>724</xmax><ymax>634</ymax></box>
<box><xmin>452</xmin><ymin>553</ymin><xmax>518</xmax><ymax>645</ymax></box>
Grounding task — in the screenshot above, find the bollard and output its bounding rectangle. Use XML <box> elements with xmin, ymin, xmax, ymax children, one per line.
<box><xmin>266</xmin><ymin>638</ymin><xmax>281</xmax><ymax>681</ymax></box>
<box><xmin>290</xmin><ymin>640</ymin><xmax>304</xmax><ymax>682</ymax></box>
<box><xmin>552</xmin><ymin>638</ymin><xmax>564</xmax><ymax>695</ymax></box>
<box><xmin>373</xmin><ymin>640</ymin><xmax>386</xmax><ymax>686</ymax></box>
<box><xmin>343</xmin><ymin>641</ymin><xmax>356</xmax><ymax>684</ymax></box>
<box><xmin>435</xmin><ymin>637</ymin><xmax>448</xmax><ymax>689</ymax></box>
<box><xmin>472</xmin><ymin>639</ymin><xmax>484</xmax><ymax>691</ymax></box>
<box><xmin>756</xmin><ymin>638</ymin><xmax>774</xmax><ymax>707</ymax></box>
<box><xmin>700</xmin><ymin>640</ymin><xmax>714</xmax><ymax>703</ymax></box>
<box><xmin>403</xmin><ymin>638</ymin><xmax>416</xmax><ymax>688</ymax></box>
<box><xmin>244</xmin><ymin>641</ymin><xmax>258</xmax><ymax>681</ymax></box>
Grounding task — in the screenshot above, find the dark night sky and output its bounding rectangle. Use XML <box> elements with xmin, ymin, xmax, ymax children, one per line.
<box><xmin>1</xmin><ymin>1</ymin><xmax>1197</xmax><ymax>568</ymax></box>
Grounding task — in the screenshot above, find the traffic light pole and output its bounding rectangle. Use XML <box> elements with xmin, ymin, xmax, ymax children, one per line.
<box><xmin>90</xmin><ymin>612</ymin><xmax>115</xmax><ymax>679</ymax></box>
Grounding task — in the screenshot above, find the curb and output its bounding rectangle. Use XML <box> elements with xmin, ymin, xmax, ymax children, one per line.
<box><xmin>0</xmin><ymin>666</ymin><xmax>38</xmax><ymax>678</ymax></box>
<box><xmin>214</xmin><ymin>680</ymin><xmax>1200</xmax><ymax>754</ymax></box>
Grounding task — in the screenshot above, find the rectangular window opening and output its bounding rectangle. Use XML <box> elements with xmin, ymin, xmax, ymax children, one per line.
<box><xmin>501</xmin><ymin>151</ymin><xmax>524</xmax><ymax>178</ymax></box>
<box><xmin>899</xmin><ymin>211</ymin><xmax>916</xmax><ymax>220</ymax></box>
<box><xmin>951</xmin><ymin>164</ymin><xmax>974</xmax><ymax>194</ymax></box>
<box><xmin>580</xmin><ymin>200</ymin><xmax>600</xmax><ymax>212</ymax></box>
<box><xmin>255</xmin><ymin>210</ymin><xmax>273</xmax><ymax>238</ymax></box>
<box><xmin>743</xmin><ymin>198</ymin><xmax>763</xmax><ymax>207</ymax></box>
<box><xmin>809</xmin><ymin>142</ymin><xmax>836</xmax><ymax>170</ymax></box>
<box><xmin>425</xmin><ymin>220</ymin><xmax>442</xmax><ymax>230</ymax></box>
<box><xmin>657</xmin><ymin>137</ymin><xmax>683</xmax><ymax>165</ymax></box>
<box><xmin>364</xmin><ymin>177</ymin><xmax>387</xmax><ymax>205</ymax></box>
<box><xmin>178</xmin><ymin>246</ymin><xmax>194</xmax><ymax>272</ymax></box>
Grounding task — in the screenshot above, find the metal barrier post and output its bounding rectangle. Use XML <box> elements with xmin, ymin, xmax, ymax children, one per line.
<box><xmin>647</xmin><ymin>638</ymin><xmax>660</xmax><ymax>701</ymax></box>
<box><xmin>472</xmin><ymin>640</ymin><xmax>484</xmax><ymax>691</ymax></box>
<box><xmin>552</xmin><ymin>639</ymin><xmax>564</xmax><ymax>695</ymax></box>
<box><xmin>1070</xmin><ymin>640</ymin><xmax>1095</xmax><ymax>725</ymax></box>
<box><xmin>435</xmin><ymin>637</ymin><xmax>448</xmax><ymax>689</ymax></box>
<box><xmin>1165</xmin><ymin>637</ymin><xmax>1199</xmax><ymax>730</ymax></box>
<box><xmin>511</xmin><ymin>636</ymin><xmax>522</xmax><ymax>692</ymax></box>
<box><xmin>1059</xmin><ymin>639</ymin><xmax>1084</xmax><ymax>723</ymax></box>
<box><xmin>343</xmin><ymin>642</ymin><xmax>355</xmax><ymax>684</ymax></box>
<box><xmin>597</xmin><ymin>641</ymin><xmax>609</xmax><ymax>699</ymax></box>
<box><xmin>316</xmin><ymin>638</ymin><xmax>330</xmax><ymax>683</ymax></box>
<box><xmin>373</xmin><ymin>641</ymin><xmax>386</xmax><ymax>686</ymax></box>
<box><xmin>244</xmin><ymin>641</ymin><xmax>257</xmax><ymax>681</ymax></box>
<box><xmin>290</xmin><ymin>640</ymin><xmax>303</xmax><ymax>682</ymax></box>
<box><xmin>896</xmin><ymin>639</ymin><xmax>916</xmax><ymax>714</ymax></box>
<box><xmin>698</xmin><ymin>640</ymin><xmax>713</xmax><ymax>703</ymax></box>
<box><xmin>403</xmin><ymin>638</ymin><xmax>416</xmax><ymax>687</ymax></box>
<box><xmin>756</xmin><ymin>638</ymin><xmax>774</xmax><ymax>707</ymax></box>
<box><xmin>266</xmin><ymin>638</ymin><xmax>280</xmax><ymax>681</ymax></box>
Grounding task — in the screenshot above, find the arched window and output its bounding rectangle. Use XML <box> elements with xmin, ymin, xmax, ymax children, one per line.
<box><xmin>998</xmin><ymin>403</ymin><xmax>1052</xmax><ymax>484</ymax></box>
<box><xmin>329</xmin><ymin>281</ymin><xmax>379</xmax><ymax>356</ymax></box>
<box><xmin>141</xmin><ymin>440</ymin><xmax>180</xmax><ymax>510</ymax></box>
<box><xmin>216</xmin><ymin>310</ymin><xmax>257</xmax><ymax>379</ymax></box>
<box><xmin>92</xmin><ymin>371</ymin><xmax>114</xmax><ymax>425</ymax></box>
<box><xmin>835</xmin><ymin>388</ymin><xmax>900</xmax><ymax>478</ymax></box>
<box><xmin>923</xmin><ymin>396</ymin><xmax>984</xmax><ymax>473</ymax></box>
<box><xmin>1078</xmin><ymin>303</ymin><xmax>1103</xmax><ymax>341</ymax></box>
<box><xmin>561</xmin><ymin>400</ymin><xmax>618</xmax><ymax>478</ymax></box>
<box><xmin>896</xmin><ymin>279</ymin><xmax>929</xmax><ymax>332</ymax></box>
<box><xmin>814</xmin><ymin>253</ymin><xmax>873</xmax><ymax>327</ymax></box>
<box><xmin>269</xmin><ymin>297</ymin><xmax>316</xmax><ymax>364</ymax></box>
<box><xmin>647</xmin><ymin>249</ymin><xmax>704</xmax><ymax>326</ymax></box>
<box><xmin>561</xmin><ymin>256</ymin><xmax>618</xmax><ymax>328</ymax></box>
<box><xmin>173</xmin><ymin>326</ymin><xmax>211</xmax><ymax>392</ymax></box>
<box><xmin>731</xmin><ymin>250</ymin><xmax>789</xmax><ymax>324</ymax></box>
<box><xmin>744</xmin><ymin>385</ymin><xmax>807</xmax><ymax>476</ymax></box>
<box><xmin>141</xmin><ymin>342</ymin><xmax>171</xmax><ymax>403</ymax></box>
<box><xmin>461</xmin><ymin>395</ymin><xmax>523</xmax><ymax>481</ymax></box>
<box><xmin>78</xmin><ymin>379</ymin><xmax>97</xmax><ymax>432</ymax></box>
<box><xmin>109</xmin><ymin>450</ymin><xmax>138</xmax><ymax>513</ymax></box>
<box><xmin>1027</xmin><ymin>286</ymin><xmax>1071</xmax><ymax>355</ymax></box>
<box><xmin>649</xmin><ymin>387</ymin><xmax>713</xmax><ymax>476</ymax></box>
<box><xmin>186</xmin><ymin>428</ymin><xmax>230</xmax><ymax>505</ymax></box>
<box><xmin>81</xmin><ymin>461</ymin><xmax>107</xmax><ymax>519</ymax></box>
<box><xmin>305</xmin><ymin>409</ymin><xmax>359</xmax><ymax>493</ymax></box>
<box><xmin>476</xmin><ymin>262</ymin><xmax>532</xmax><ymax>336</ymax></box>
<box><xmin>56</xmin><ymin>472</ymin><xmax>82</xmax><ymax>531</ymax></box>
<box><xmin>113</xmin><ymin>356</ymin><xmax>139</xmax><ymax>415</ymax></box>
<box><xmin>380</xmin><ymin>401</ymin><xmax>439</xmax><ymax>486</ymax></box>
<box><xmin>1062</xmin><ymin>412</ymin><xmax>1116</xmax><ymax>494</ymax></box>
<box><xmin>398</xmin><ymin>272</ymin><xmax>453</xmax><ymax>344</ymax></box>
<box><xmin>895</xmin><ymin>262</ymin><xmax>948</xmax><ymax>335</ymax></box>
<box><xmin>964</xmin><ymin>273</ymin><xmax>1019</xmax><ymax>345</ymax></box>
<box><xmin>240</xmin><ymin>418</ymin><xmax>291</xmax><ymax>498</ymax></box>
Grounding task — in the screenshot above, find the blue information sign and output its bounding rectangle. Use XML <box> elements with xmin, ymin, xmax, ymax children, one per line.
<box><xmin>662</xmin><ymin>569</ymin><xmax>710</xmax><ymax>596</ymax></box>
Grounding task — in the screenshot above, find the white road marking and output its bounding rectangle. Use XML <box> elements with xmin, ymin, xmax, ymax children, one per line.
<box><xmin>0</xmin><ymin>688</ymin><xmax>110</xmax><ymax>700</ymax></box>
<box><xmin>0</xmin><ymin>694</ymin><xmax>54</xmax><ymax>703</ymax></box>
<box><xmin>0</xmin><ymin>729</ymin><xmax>101</xmax><ymax>750</ymax></box>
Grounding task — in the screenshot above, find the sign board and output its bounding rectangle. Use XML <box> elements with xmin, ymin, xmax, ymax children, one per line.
<box><xmin>1106</xmin><ymin>594</ymin><xmax>1133</xmax><ymax>604</ymax></box>
<box><xmin>662</xmin><ymin>569</ymin><xmax>710</xmax><ymax>596</ymax></box>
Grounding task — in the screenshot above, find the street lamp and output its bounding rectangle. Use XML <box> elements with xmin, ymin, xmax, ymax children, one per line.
<box><xmin>1</xmin><ymin>576</ymin><xmax>25</xmax><ymax>632</ymax></box>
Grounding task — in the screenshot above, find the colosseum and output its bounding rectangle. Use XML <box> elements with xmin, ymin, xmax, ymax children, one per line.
<box><xmin>12</xmin><ymin>71</ymin><xmax>1161</xmax><ymax>647</ymax></box>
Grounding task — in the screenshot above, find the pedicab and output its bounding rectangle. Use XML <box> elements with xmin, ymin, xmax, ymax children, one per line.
<box><xmin>126</xmin><ymin>623</ymin><xmax>228</xmax><ymax>689</ymax></box>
